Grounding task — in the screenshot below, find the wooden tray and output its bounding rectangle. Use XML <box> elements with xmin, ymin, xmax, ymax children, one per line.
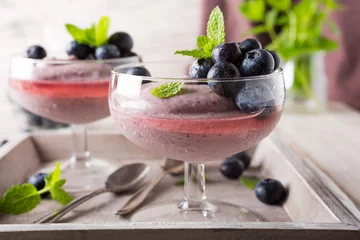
<box><xmin>0</xmin><ymin>131</ymin><xmax>359</xmax><ymax>240</ymax></box>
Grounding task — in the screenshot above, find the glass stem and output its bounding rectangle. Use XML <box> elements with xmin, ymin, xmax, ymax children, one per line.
<box><xmin>70</xmin><ymin>124</ymin><xmax>90</xmax><ymax>168</ymax></box>
<box><xmin>179</xmin><ymin>162</ymin><xmax>212</xmax><ymax>211</ymax></box>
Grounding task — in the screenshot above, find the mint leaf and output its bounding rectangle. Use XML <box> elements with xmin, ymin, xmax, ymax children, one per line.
<box><xmin>239</xmin><ymin>0</ymin><xmax>266</xmax><ymax>22</ymax></box>
<box><xmin>151</xmin><ymin>82</ymin><xmax>184</xmax><ymax>98</ymax></box>
<box><xmin>84</xmin><ymin>24</ymin><xmax>97</xmax><ymax>46</ymax></box>
<box><xmin>266</xmin><ymin>0</ymin><xmax>291</xmax><ymax>11</ymax></box>
<box><xmin>65</xmin><ymin>24</ymin><xmax>88</xmax><ymax>44</ymax></box>
<box><xmin>50</xmin><ymin>180</ymin><xmax>72</xmax><ymax>205</ymax></box>
<box><xmin>240</xmin><ymin>176</ymin><xmax>260</xmax><ymax>190</ymax></box>
<box><xmin>0</xmin><ymin>184</ymin><xmax>40</xmax><ymax>215</ymax></box>
<box><xmin>45</xmin><ymin>162</ymin><xmax>61</xmax><ymax>187</ymax></box>
<box><xmin>174</xmin><ymin>49</ymin><xmax>211</xmax><ymax>59</ymax></box>
<box><xmin>95</xmin><ymin>16</ymin><xmax>110</xmax><ymax>46</ymax></box>
<box><xmin>197</xmin><ymin>35</ymin><xmax>211</xmax><ymax>49</ymax></box>
<box><xmin>206</xmin><ymin>6</ymin><xmax>225</xmax><ymax>46</ymax></box>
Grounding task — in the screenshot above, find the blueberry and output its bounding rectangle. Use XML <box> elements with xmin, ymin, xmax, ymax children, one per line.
<box><xmin>95</xmin><ymin>44</ymin><xmax>121</xmax><ymax>60</ymax></box>
<box><xmin>239</xmin><ymin>49</ymin><xmax>275</xmax><ymax>76</ymax></box>
<box><xmin>122</xmin><ymin>51</ymin><xmax>138</xmax><ymax>57</ymax></box>
<box><xmin>255</xmin><ymin>179</ymin><xmax>286</xmax><ymax>205</ymax></box>
<box><xmin>220</xmin><ymin>159</ymin><xmax>244</xmax><ymax>179</ymax></box>
<box><xmin>189</xmin><ymin>58</ymin><xmax>213</xmax><ymax>78</ymax></box>
<box><xmin>207</xmin><ymin>62</ymin><xmax>243</xmax><ymax>98</ymax></box>
<box><xmin>255</xmin><ymin>99</ymin><xmax>277</xmax><ymax>119</ymax></box>
<box><xmin>235</xmin><ymin>82</ymin><xmax>274</xmax><ymax>114</ymax></box>
<box><xmin>26</xmin><ymin>45</ymin><xmax>47</xmax><ymax>59</ymax></box>
<box><xmin>238</xmin><ymin>38</ymin><xmax>262</xmax><ymax>54</ymax></box>
<box><xmin>267</xmin><ymin>50</ymin><xmax>280</xmax><ymax>70</ymax></box>
<box><xmin>227</xmin><ymin>151</ymin><xmax>251</xmax><ymax>169</ymax></box>
<box><xmin>108</xmin><ymin>32</ymin><xmax>134</xmax><ymax>52</ymax></box>
<box><xmin>66</xmin><ymin>41</ymin><xmax>91</xmax><ymax>60</ymax></box>
<box><xmin>126</xmin><ymin>67</ymin><xmax>151</xmax><ymax>77</ymax></box>
<box><xmin>127</xmin><ymin>67</ymin><xmax>151</xmax><ymax>84</ymax></box>
<box><xmin>212</xmin><ymin>42</ymin><xmax>242</xmax><ymax>65</ymax></box>
<box><xmin>28</xmin><ymin>173</ymin><xmax>50</xmax><ymax>197</ymax></box>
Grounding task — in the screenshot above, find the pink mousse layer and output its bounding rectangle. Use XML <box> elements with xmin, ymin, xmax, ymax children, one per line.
<box><xmin>10</xmin><ymin>62</ymin><xmax>112</xmax><ymax>124</ymax></box>
<box><xmin>110</xmin><ymin>83</ymin><xmax>282</xmax><ymax>163</ymax></box>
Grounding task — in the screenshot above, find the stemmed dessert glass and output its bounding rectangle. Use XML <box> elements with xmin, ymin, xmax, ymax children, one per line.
<box><xmin>9</xmin><ymin>56</ymin><xmax>139</xmax><ymax>191</ymax></box>
<box><xmin>110</xmin><ymin>61</ymin><xmax>285</xmax><ymax>222</ymax></box>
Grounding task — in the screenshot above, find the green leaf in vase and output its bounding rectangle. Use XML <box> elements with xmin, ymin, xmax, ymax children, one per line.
<box><xmin>239</xmin><ymin>0</ymin><xmax>265</xmax><ymax>23</ymax></box>
<box><xmin>266</xmin><ymin>0</ymin><xmax>291</xmax><ymax>11</ymax></box>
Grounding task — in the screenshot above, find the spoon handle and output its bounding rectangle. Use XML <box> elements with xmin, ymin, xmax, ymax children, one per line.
<box><xmin>35</xmin><ymin>188</ymin><xmax>108</xmax><ymax>223</ymax></box>
<box><xmin>116</xmin><ymin>171</ymin><xmax>167</xmax><ymax>215</ymax></box>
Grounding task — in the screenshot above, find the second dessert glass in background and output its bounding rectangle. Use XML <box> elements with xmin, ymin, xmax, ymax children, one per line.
<box><xmin>110</xmin><ymin>61</ymin><xmax>286</xmax><ymax>222</ymax></box>
<box><xmin>9</xmin><ymin>56</ymin><xmax>139</xmax><ymax>191</ymax></box>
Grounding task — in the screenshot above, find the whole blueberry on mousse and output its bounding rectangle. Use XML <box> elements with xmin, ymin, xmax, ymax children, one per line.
<box><xmin>28</xmin><ymin>173</ymin><xmax>49</xmax><ymax>198</ymax></box>
<box><xmin>255</xmin><ymin>179</ymin><xmax>286</xmax><ymax>205</ymax></box>
<box><xmin>189</xmin><ymin>58</ymin><xmax>214</xmax><ymax>78</ymax></box>
<box><xmin>220</xmin><ymin>158</ymin><xmax>245</xmax><ymax>179</ymax></box>
<box><xmin>227</xmin><ymin>151</ymin><xmax>251</xmax><ymax>169</ymax></box>
<box><xmin>268</xmin><ymin>50</ymin><xmax>280</xmax><ymax>71</ymax></box>
<box><xmin>95</xmin><ymin>44</ymin><xmax>121</xmax><ymax>60</ymax></box>
<box><xmin>66</xmin><ymin>40</ymin><xmax>91</xmax><ymax>60</ymax></box>
<box><xmin>238</xmin><ymin>38</ymin><xmax>262</xmax><ymax>54</ymax></box>
<box><xmin>108</xmin><ymin>32</ymin><xmax>134</xmax><ymax>52</ymax></box>
<box><xmin>212</xmin><ymin>42</ymin><xmax>242</xmax><ymax>65</ymax></box>
<box><xmin>235</xmin><ymin>82</ymin><xmax>275</xmax><ymax>114</ymax></box>
<box><xmin>127</xmin><ymin>66</ymin><xmax>151</xmax><ymax>77</ymax></box>
<box><xmin>26</xmin><ymin>45</ymin><xmax>47</xmax><ymax>59</ymax></box>
<box><xmin>207</xmin><ymin>62</ymin><xmax>243</xmax><ymax>98</ymax></box>
<box><xmin>240</xmin><ymin>49</ymin><xmax>275</xmax><ymax>77</ymax></box>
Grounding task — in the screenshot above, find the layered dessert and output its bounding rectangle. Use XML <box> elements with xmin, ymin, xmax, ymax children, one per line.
<box><xmin>9</xmin><ymin>16</ymin><xmax>139</xmax><ymax>124</ymax></box>
<box><xmin>111</xmin><ymin>82</ymin><xmax>283</xmax><ymax>163</ymax></box>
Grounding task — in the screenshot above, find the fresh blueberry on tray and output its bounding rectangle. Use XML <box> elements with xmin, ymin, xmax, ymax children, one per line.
<box><xmin>227</xmin><ymin>151</ymin><xmax>251</xmax><ymax>169</ymax></box>
<box><xmin>255</xmin><ymin>178</ymin><xmax>286</xmax><ymax>205</ymax></box>
<box><xmin>220</xmin><ymin>158</ymin><xmax>245</xmax><ymax>179</ymax></box>
<box><xmin>28</xmin><ymin>173</ymin><xmax>50</xmax><ymax>198</ymax></box>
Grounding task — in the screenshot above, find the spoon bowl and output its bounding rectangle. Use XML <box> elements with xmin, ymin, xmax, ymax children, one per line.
<box><xmin>106</xmin><ymin>163</ymin><xmax>150</xmax><ymax>191</ymax></box>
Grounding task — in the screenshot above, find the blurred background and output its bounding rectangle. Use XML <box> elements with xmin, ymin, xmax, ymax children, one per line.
<box><xmin>0</xmin><ymin>0</ymin><xmax>359</xmax><ymax>136</ymax></box>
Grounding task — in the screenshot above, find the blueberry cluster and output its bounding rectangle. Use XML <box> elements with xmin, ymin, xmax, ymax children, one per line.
<box><xmin>189</xmin><ymin>38</ymin><xmax>280</xmax><ymax>115</ymax></box>
<box><xmin>220</xmin><ymin>151</ymin><xmax>286</xmax><ymax>205</ymax></box>
<box><xmin>25</xmin><ymin>32</ymin><xmax>137</xmax><ymax>60</ymax></box>
<box><xmin>66</xmin><ymin>32</ymin><xmax>135</xmax><ymax>60</ymax></box>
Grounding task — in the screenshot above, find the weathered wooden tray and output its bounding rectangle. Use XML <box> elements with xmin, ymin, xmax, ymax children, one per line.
<box><xmin>0</xmin><ymin>130</ymin><xmax>359</xmax><ymax>240</ymax></box>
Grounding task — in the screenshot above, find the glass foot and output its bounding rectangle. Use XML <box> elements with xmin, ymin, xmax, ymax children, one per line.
<box><xmin>130</xmin><ymin>201</ymin><xmax>260</xmax><ymax>222</ymax></box>
<box><xmin>41</xmin><ymin>158</ymin><xmax>118</xmax><ymax>193</ymax></box>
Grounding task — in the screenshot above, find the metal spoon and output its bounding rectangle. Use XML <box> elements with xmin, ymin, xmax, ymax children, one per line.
<box><xmin>116</xmin><ymin>158</ymin><xmax>183</xmax><ymax>216</ymax></box>
<box><xmin>35</xmin><ymin>163</ymin><xmax>150</xmax><ymax>223</ymax></box>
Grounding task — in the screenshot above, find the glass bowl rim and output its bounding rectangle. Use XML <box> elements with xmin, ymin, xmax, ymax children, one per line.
<box><xmin>111</xmin><ymin>60</ymin><xmax>283</xmax><ymax>83</ymax></box>
<box><xmin>11</xmin><ymin>55</ymin><xmax>140</xmax><ymax>64</ymax></box>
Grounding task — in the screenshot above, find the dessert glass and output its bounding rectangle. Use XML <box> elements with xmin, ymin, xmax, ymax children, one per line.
<box><xmin>110</xmin><ymin>61</ymin><xmax>286</xmax><ymax>222</ymax></box>
<box><xmin>9</xmin><ymin>56</ymin><xmax>139</xmax><ymax>191</ymax></box>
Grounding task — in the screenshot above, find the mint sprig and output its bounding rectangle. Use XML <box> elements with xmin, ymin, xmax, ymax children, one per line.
<box><xmin>0</xmin><ymin>162</ymin><xmax>72</xmax><ymax>215</ymax></box>
<box><xmin>175</xmin><ymin>6</ymin><xmax>225</xmax><ymax>58</ymax></box>
<box><xmin>240</xmin><ymin>176</ymin><xmax>260</xmax><ymax>190</ymax></box>
<box><xmin>65</xmin><ymin>16</ymin><xmax>110</xmax><ymax>47</ymax></box>
<box><xmin>151</xmin><ymin>82</ymin><xmax>184</xmax><ymax>98</ymax></box>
